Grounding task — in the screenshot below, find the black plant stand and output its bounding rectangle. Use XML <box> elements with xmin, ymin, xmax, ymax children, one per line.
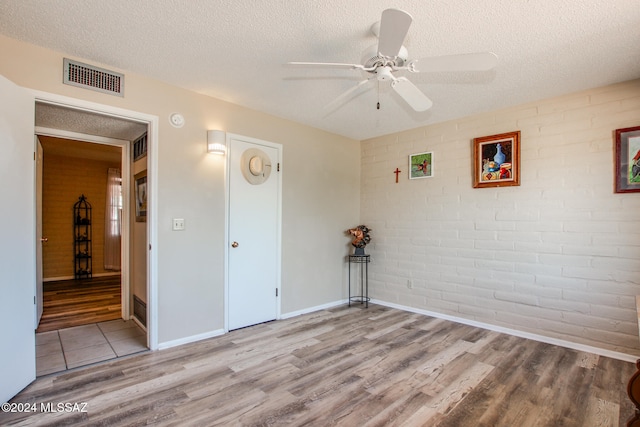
<box><xmin>348</xmin><ymin>254</ymin><xmax>370</xmax><ymax>307</ymax></box>
<box><xmin>73</xmin><ymin>195</ymin><xmax>92</xmax><ymax>279</ymax></box>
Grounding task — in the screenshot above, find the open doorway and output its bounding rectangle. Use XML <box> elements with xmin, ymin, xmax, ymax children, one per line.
<box><xmin>37</xmin><ymin>136</ymin><xmax>124</xmax><ymax>332</ymax></box>
<box><xmin>34</xmin><ymin>102</ymin><xmax>150</xmax><ymax>375</ymax></box>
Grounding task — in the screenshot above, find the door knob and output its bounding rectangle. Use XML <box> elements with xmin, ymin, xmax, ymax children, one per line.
<box><xmin>40</xmin><ymin>237</ymin><xmax>48</xmax><ymax>243</ymax></box>
<box><xmin>232</xmin><ymin>241</ymin><xmax>239</xmax><ymax>248</ymax></box>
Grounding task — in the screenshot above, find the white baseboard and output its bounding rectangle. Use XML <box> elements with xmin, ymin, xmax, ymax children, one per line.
<box><xmin>157</xmin><ymin>328</ymin><xmax>225</xmax><ymax>350</ymax></box>
<box><xmin>371</xmin><ymin>299</ymin><xmax>639</xmax><ymax>363</ymax></box>
<box><xmin>92</xmin><ymin>272</ymin><xmax>121</xmax><ymax>278</ymax></box>
<box><xmin>155</xmin><ymin>298</ymin><xmax>639</xmax><ymax>363</ymax></box>
<box><xmin>129</xmin><ymin>315</ymin><xmax>147</xmax><ymax>333</ymax></box>
<box><xmin>281</xmin><ymin>299</ymin><xmax>347</xmax><ymax>319</ymax></box>
<box><xmin>44</xmin><ymin>276</ymin><xmax>75</xmax><ymax>282</ymax></box>
<box><xmin>43</xmin><ymin>272</ymin><xmax>120</xmax><ymax>282</ymax></box>
<box><xmin>156</xmin><ymin>301</ymin><xmax>346</xmax><ymax>351</ymax></box>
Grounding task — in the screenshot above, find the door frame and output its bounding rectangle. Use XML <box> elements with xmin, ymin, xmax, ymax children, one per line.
<box><xmin>31</xmin><ymin>90</ymin><xmax>159</xmax><ymax>350</ymax></box>
<box><xmin>224</xmin><ymin>133</ymin><xmax>283</xmax><ymax>332</ymax></box>
<box><xmin>35</xmin><ymin>127</ymin><xmax>132</xmax><ymax>320</ymax></box>
<box><xmin>35</xmin><ymin>138</ymin><xmax>43</xmax><ymax>328</ymax></box>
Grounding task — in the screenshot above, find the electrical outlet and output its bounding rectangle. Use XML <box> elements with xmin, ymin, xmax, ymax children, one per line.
<box><xmin>172</xmin><ymin>218</ymin><xmax>185</xmax><ymax>231</ymax></box>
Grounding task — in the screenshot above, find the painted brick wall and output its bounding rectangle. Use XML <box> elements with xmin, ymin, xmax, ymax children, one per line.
<box><xmin>42</xmin><ymin>153</ymin><xmax>120</xmax><ymax>279</ymax></box>
<box><xmin>360</xmin><ymin>79</ymin><xmax>640</xmax><ymax>355</ymax></box>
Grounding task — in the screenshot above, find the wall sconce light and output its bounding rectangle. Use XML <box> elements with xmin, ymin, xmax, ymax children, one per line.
<box><xmin>207</xmin><ymin>130</ymin><xmax>226</xmax><ymax>155</ymax></box>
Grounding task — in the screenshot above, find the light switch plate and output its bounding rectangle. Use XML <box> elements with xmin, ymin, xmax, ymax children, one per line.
<box><xmin>172</xmin><ymin>218</ymin><xmax>185</xmax><ymax>231</ymax></box>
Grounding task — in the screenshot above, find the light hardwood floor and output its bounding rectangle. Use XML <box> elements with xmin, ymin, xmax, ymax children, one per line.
<box><xmin>36</xmin><ymin>277</ymin><xmax>122</xmax><ymax>333</ymax></box>
<box><xmin>3</xmin><ymin>304</ymin><xmax>636</xmax><ymax>426</ymax></box>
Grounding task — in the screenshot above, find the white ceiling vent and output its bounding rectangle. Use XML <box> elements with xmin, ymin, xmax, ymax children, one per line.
<box><xmin>63</xmin><ymin>58</ymin><xmax>124</xmax><ymax>97</ymax></box>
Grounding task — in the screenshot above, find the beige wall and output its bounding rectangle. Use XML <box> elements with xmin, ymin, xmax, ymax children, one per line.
<box><xmin>361</xmin><ymin>79</ymin><xmax>640</xmax><ymax>355</ymax></box>
<box><xmin>42</xmin><ymin>151</ymin><xmax>120</xmax><ymax>279</ymax></box>
<box><xmin>0</xmin><ymin>35</ymin><xmax>360</xmax><ymax>345</ymax></box>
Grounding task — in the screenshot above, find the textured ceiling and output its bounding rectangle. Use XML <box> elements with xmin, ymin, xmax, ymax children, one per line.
<box><xmin>2</xmin><ymin>0</ymin><xmax>640</xmax><ymax>140</ymax></box>
<box><xmin>36</xmin><ymin>103</ymin><xmax>148</xmax><ymax>142</ymax></box>
<box><xmin>35</xmin><ymin>103</ymin><xmax>146</xmax><ymax>162</ymax></box>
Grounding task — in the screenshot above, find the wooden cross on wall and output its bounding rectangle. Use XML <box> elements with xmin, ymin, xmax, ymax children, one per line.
<box><xmin>393</xmin><ymin>168</ymin><xmax>401</xmax><ymax>183</ymax></box>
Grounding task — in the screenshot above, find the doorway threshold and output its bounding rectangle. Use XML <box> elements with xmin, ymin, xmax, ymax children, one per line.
<box><xmin>35</xmin><ymin>319</ymin><xmax>147</xmax><ymax>376</ymax></box>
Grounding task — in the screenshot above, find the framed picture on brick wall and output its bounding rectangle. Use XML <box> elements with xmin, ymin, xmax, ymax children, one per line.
<box><xmin>614</xmin><ymin>125</ymin><xmax>640</xmax><ymax>193</ymax></box>
<box><xmin>409</xmin><ymin>151</ymin><xmax>433</xmax><ymax>179</ymax></box>
<box><xmin>473</xmin><ymin>131</ymin><xmax>520</xmax><ymax>188</ymax></box>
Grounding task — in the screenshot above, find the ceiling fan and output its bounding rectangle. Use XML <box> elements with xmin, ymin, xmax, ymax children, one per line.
<box><xmin>287</xmin><ymin>8</ymin><xmax>498</xmax><ymax>112</ymax></box>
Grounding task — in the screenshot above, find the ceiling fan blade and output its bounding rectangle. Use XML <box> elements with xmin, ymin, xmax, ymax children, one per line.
<box><xmin>409</xmin><ymin>52</ymin><xmax>498</xmax><ymax>73</ymax></box>
<box><xmin>377</xmin><ymin>9</ymin><xmax>412</xmax><ymax>58</ymax></box>
<box><xmin>286</xmin><ymin>61</ymin><xmax>364</xmax><ymax>70</ymax></box>
<box><xmin>391</xmin><ymin>77</ymin><xmax>432</xmax><ymax>112</ymax></box>
<box><xmin>323</xmin><ymin>78</ymin><xmax>374</xmax><ymax>114</ymax></box>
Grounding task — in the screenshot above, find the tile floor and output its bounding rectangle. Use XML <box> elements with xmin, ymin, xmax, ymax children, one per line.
<box><xmin>35</xmin><ymin>319</ymin><xmax>147</xmax><ymax>376</ymax></box>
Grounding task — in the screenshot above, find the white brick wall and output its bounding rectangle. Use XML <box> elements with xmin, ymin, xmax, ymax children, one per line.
<box><xmin>360</xmin><ymin>79</ymin><xmax>640</xmax><ymax>355</ymax></box>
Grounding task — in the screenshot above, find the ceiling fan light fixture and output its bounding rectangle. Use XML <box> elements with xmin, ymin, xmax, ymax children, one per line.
<box><xmin>374</xmin><ymin>66</ymin><xmax>395</xmax><ymax>81</ymax></box>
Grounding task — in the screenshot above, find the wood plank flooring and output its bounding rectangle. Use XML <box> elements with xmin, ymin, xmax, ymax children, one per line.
<box><xmin>36</xmin><ymin>276</ymin><xmax>122</xmax><ymax>333</ymax></box>
<box><xmin>4</xmin><ymin>304</ymin><xmax>636</xmax><ymax>426</ymax></box>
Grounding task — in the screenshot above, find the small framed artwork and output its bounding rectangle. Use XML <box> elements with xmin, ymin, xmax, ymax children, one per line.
<box><xmin>409</xmin><ymin>151</ymin><xmax>433</xmax><ymax>179</ymax></box>
<box><xmin>614</xmin><ymin>125</ymin><xmax>640</xmax><ymax>193</ymax></box>
<box><xmin>134</xmin><ymin>171</ymin><xmax>147</xmax><ymax>222</ymax></box>
<box><xmin>473</xmin><ymin>131</ymin><xmax>520</xmax><ymax>188</ymax></box>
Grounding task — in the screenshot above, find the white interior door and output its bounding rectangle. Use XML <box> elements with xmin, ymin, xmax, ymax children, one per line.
<box><xmin>227</xmin><ymin>136</ymin><xmax>280</xmax><ymax>330</ymax></box>
<box><xmin>0</xmin><ymin>74</ymin><xmax>36</xmax><ymax>403</ymax></box>
<box><xmin>35</xmin><ymin>138</ymin><xmax>43</xmax><ymax>328</ymax></box>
